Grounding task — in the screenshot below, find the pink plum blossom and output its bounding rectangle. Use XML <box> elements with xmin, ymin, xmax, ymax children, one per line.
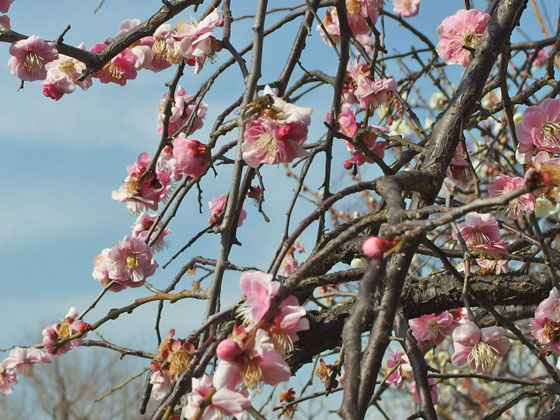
<box><xmin>42</xmin><ymin>45</ymin><xmax>92</xmax><ymax>100</ymax></box>
<box><xmin>8</xmin><ymin>35</ymin><xmax>58</xmax><ymax>81</ymax></box>
<box><xmin>215</xmin><ymin>328</ymin><xmax>292</xmax><ymax>387</ymax></box>
<box><xmin>242</xmin><ymin>86</ymin><xmax>312</xmax><ymax>167</ymax></box>
<box><xmin>208</xmin><ymin>193</ymin><xmax>247</xmax><ymax>227</ymax></box>
<box><xmin>280</xmin><ymin>240</ymin><xmax>305</xmax><ymax>277</ymax></box>
<box><xmin>172</xmin><ymin>136</ymin><xmax>210</xmax><ymax>179</ymax></box>
<box><xmin>3</xmin><ymin>347</ymin><xmax>50</xmax><ymax>377</ymax></box>
<box><xmin>344</xmin><ymin>60</ymin><xmax>371</xmax><ymax>104</ymax></box>
<box><xmin>0</xmin><ymin>363</ymin><xmax>18</xmax><ymax>396</ymax></box>
<box><xmin>90</xmin><ymin>43</ymin><xmax>137</xmax><ymax>85</ymax></box>
<box><xmin>345</xmin><ymin>126</ymin><xmax>388</xmax><ymax>166</ymax></box>
<box><xmin>531</xmin><ymin>288</ymin><xmax>560</xmax><ymax>353</ymax></box>
<box><xmin>409</xmin><ymin>311</ymin><xmax>456</xmax><ymax>348</ymax></box>
<box><xmin>317</xmin><ymin>8</ymin><xmax>341</xmax><ymax>46</ymax></box>
<box><xmin>362</xmin><ymin>236</ymin><xmax>396</xmax><ymax>260</ymax></box>
<box><xmin>172</xmin><ymin>9</ymin><xmax>222</xmax><ymax>74</ymax></box>
<box><xmin>451</xmin><ymin>321</ymin><xmax>510</xmax><ymax>371</ymax></box>
<box><xmin>111</xmin><ymin>152</ymin><xmax>172</xmax><ymax>213</ymax></box>
<box><xmin>476</xmin><ymin>258</ymin><xmax>509</xmax><ymax>275</ymax></box>
<box><xmin>137</xmin><ymin>24</ymin><xmax>173</xmax><ymax>72</ymax></box>
<box><xmin>393</xmin><ymin>0</ymin><xmax>420</xmax><ymax>17</ymax></box>
<box><xmin>238</xmin><ymin>271</ymin><xmax>309</xmax><ymax>350</ymax></box>
<box><xmin>106</xmin><ymin>235</ymin><xmax>158</xmax><ymax>289</ymax></box>
<box><xmin>345</xmin><ymin>0</ymin><xmax>379</xmax><ymax>37</ymax></box>
<box><xmin>489</xmin><ymin>175</ymin><xmax>535</xmax><ymax>219</ymax></box>
<box><xmin>0</xmin><ymin>0</ymin><xmax>14</xmax><ymax>13</ymax></box>
<box><xmin>515</xmin><ymin>99</ymin><xmax>560</xmax><ymax>163</ymax></box>
<box><xmin>157</xmin><ymin>85</ymin><xmax>207</xmax><ymax>136</ymax></box>
<box><xmin>0</xmin><ymin>15</ymin><xmax>10</xmax><ymax>29</ymax></box>
<box><xmin>150</xmin><ymin>330</ymin><xmax>195</xmax><ymax>388</ymax></box>
<box><xmin>131</xmin><ymin>212</ymin><xmax>171</xmax><ymax>250</ymax></box>
<box><xmin>42</xmin><ymin>307</ymin><xmax>88</xmax><ymax>356</ymax></box>
<box><xmin>436</xmin><ymin>9</ymin><xmax>490</xmax><ymax>67</ymax></box>
<box><xmin>386</xmin><ymin>352</ymin><xmax>413</xmax><ymax>387</ymax></box>
<box><xmin>92</xmin><ymin>247</ymin><xmax>126</xmax><ymax>292</ymax></box>
<box><xmin>181</xmin><ymin>374</ymin><xmax>250</xmax><ymax>420</ymax></box>
<box><xmin>338</xmin><ymin>104</ymin><xmax>359</xmax><ymax>138</ymax></box>
<box><xmin>455</xmin><ymin>212</ymin><xmax>508</xmax><ymax>256</ymax></box>
<box><xmin>354</xmin><ymin>75</ymin><xmax>396</xmax><ymax>111</ymax></box>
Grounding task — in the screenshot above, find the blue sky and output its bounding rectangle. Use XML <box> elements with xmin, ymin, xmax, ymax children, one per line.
<box><xmin>0</xmin><ymin>3</ymin><xmax>548</xmax><ymax>415</ymax></box>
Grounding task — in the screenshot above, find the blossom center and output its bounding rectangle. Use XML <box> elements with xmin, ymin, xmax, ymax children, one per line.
<box><xmin>153</xmin><ymin>39</ymin><xmax>167</xmax><ymax>56</ymax></box>
<box><xmin>24</xmin><ymin>52</ymin><xmax>45</xmax><ymax>73</ymax></box>
<box><xmin>58</xmin><ymin>321</ymin><xmax>71</xmax><ymax>340</ymax></box>
<box><xmin>542</xmin><ymin>318</ymin><xmax>560</xmax><ymax>341</ymax></box>
<box><xmin>469</xmin><ymin>230</ymin><xmax>492</xmax><ymax>245</ymax></box>
<box><xmin>240</xmin><ymin>359</ymin><xmax>262</xmax><ymax>388</ymax></box>
<box><xmin>126</xmin><ymin>254</ymin><xmax>139</xmax><ymax>269</ymax></box>
<box><xmin>169</xmin><ymin>349</ymin><xmax>191</xmax><ymax>381</ymax></box>
<box><xmin>256</xmin><ymin>132</ymin><xmax>278</xmax><ymax>159</ymax></box>
<box><xmin>468</xmin><ymin>341</ymin><xmax>497</xmax><ymax>371</ymax></box>
<box><xmin>125</xmin><ymin>179</ymin><xmax>141</xmax><ymax>196</ymax></box>
<box><xmin>347</xmin><ymin>0</ymin><xmax>360</xmax><ymax>15</ymax></box>
<box><xmin>58</xmin><ymin>60</ymin><xmax>75</xmax><ymax>75</ymax></box>
<box><xmin>462</xmin><ymin>32</ymin><xmax>481</xmax><ymax>48</ymax></box>
<box><xmin>541</xmin><ymin>122</ymin><xmax>560</xmax><ymax>148</ymax></box>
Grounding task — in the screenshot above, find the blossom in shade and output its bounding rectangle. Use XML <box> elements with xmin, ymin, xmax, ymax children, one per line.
<box><xmin>106</xmin><ymin>235</ymin><xmax>158</xmax><ymax>288</ymax></box>
<box><xmin>531</xmin><ymin>288</ymin><xmax>560</xmax><ymax>353</ymax></box>
<box><xmin>451</xmin><ymin>321</ymin><xmax>510</xmax><ymax>371</ymax></box>
<box><xmin>208</xmin><ymin>193</ymin><xmax>246</xmax><ymax>228</ymax></box>
<box><xmin>157</xmin><ymin>85</ymin><xmax>207</xmax><ymax>136</ymax></box>
<box><xmin>150</xmin><ymin>330</ymin><xmax>195</xmax><ymax>390</ymax></box>
<box><xmin>90</xmin><ymin>43</ymin><xmax>137</xmax><ymax>85</ymax></box>
<box><xmin>489</xmin><ymin>175</ymin><xmax>535</xmax><ymax>219</ymax></box>
<box><xmin>529</xmin><ymin>48</ymin><xmax>548</xmax><ymax>68</ymax></box>
<box><xmin>215</xmin><ymin>328</ymin><xmax>291</xmax><ymax>388</ymax></box>
<box><xmin>0</xmin><ymin>15</ymin><xmax>11</xmax><ymax>29</ymax></box>
<box><xmin>362</xmin><ymin>236</ymin><xmax>396</xmax><ymax>260</ymax></box>
<box><xmin>386</xmin><ymin>352</ymin><xmax>413</xmax><ymax>387</ymax></box>
<box><xmin>410</xmin><ymin>378</ymin><xmax>438</xmax><ymax>404</ymax></box>
<box><xmin>172</xmin><ymin>135</ymin><xmax>210</xmax><ymax>179</ymax></box>
<box><xmin>3</xmin><ymin>348</ymin><xmax>50</xmax><ymax>377</ymax></box>
<box><xmin>111</xmin><ymin>152</ymin><xmax>172</xmax><ymax>213</ymax></box>
<box><xmin>455</xmin><ymin>212</ymin><xmax>508</xmax><ymax>256</ymax></box>
<box><xmin>436</xmin><ymin>9</ymin><xmax>490</xmax><ymax>67</ymax></box>
<box><xmin>354</xmin><ymin>75</ymin><xmax>396</xmax><ymax>111</ymax></box>
<box><xmin>42</xmin><ymin>307</ymin><xmax>89</xmax><ymax>356</ymax></box>
<box><xmin>476</xmin><ymin>258</ymin><xmax>509</xmax><ymax>275</ymax></box>
<box><xmin>150</xmin><ymin>370</ymin><xmax>172</xmax><ymax>400</ymax></box>
<box><xmin>171</xmin><ymin>9</ymin><xmax>222</xmax><ymax>74</ymax></box>
<box><xmin>445</xmin><ymin>143</ymin><xmax>470</xmax><ymax>189</ymax></box>
<box><xmin>238</xmin><ymin>271</ymin><xmax>309</xmax><ymax>351</ymax></box>
<box><xmin>0</xmin><ymin>363</ymin><xmax>18</xmax><ymax>395</ymax></box>
<box><xmin>279</xmin><ymin>240</ymin><xmax>304</xmax><ymax>277</ymax></box>
<box><xmin>393</xmin><ymin>0</ymin><xmax>420</xmax><ymax>17</ymax></box>
<box><xmin>242</xmin><ymin>86</ymin><xmax>312</xmax><ymax>167</ymax></box>
<box><xmin>515</xmin><ymin>99</ymin><xmax>560</xmax><ymax>163</ymax></box>
<box><xmin>182</xmin><ymin>374</ymin><xmax>250</xmax><ymax>420</ymax></box>
<box><xmin>409</xmin><ymin>311</ymin><xmax>456</xmax><ymax>349</ymax></box>
<box><xmin>8</xmin><ymin>35</ymin><xmax>58</xmax><ymax>81</ymax></box>
<box><xmin>131</xmin><ymin>212</ymin><xmax>171</xmax><ymax>250</ymax></box>
<box><xmin>0</xmin><ymin>0</ymin><xmax>14</xmax><ymax>13</ymax></box>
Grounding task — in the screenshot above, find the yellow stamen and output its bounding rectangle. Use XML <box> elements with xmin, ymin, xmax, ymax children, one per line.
<box><xmin>24</xmin><ymin>52</ymin><xmax>44</xmax><ymax>74</ymax></box>
<box><xmin>169</xmin><ymin>349</ymin><xmax>192</xmax><ymax>380</ymax></box>
<box><xmin>58</xmin><ymin>60</ymin><xmax>75</xmax><ymax>75</ymax></box>
<box><xmin>467</xmin><ymin>342</ymin><xmax>498</xmax><ymax>371</ymax></box>
<box><xmin>542</xmin><ymin>122</ymin><xmax>560</xmax><ymax>148</ymax></box>
<box><xmin>463</xmin><ymin>32</ymin><xmax>481</xmax><ymax>48</ymax></box>
<box><xmin>241</xmin><ymin>361</ymin><xmax>262</xmax><ymax>388</ymax></box>
<box><xmin>126</xmin><ymin>254</ymin><xmax>139</xmax><ymax>269</ymax></box>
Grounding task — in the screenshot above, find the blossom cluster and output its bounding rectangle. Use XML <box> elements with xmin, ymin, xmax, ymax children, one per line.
<box><xmin>385</xmin><ymin>309</ymin><xmax>511</xmax><ymax>404</ymax></box>
<box><xmin>144</xmin><ymin>271</ymin><xmax>308</xmax><ymax>419</ymax></box>
<box><xmin>5</xmin><ymin>7</ymin><xmax>222</xmax><ymax>100</ymax></box>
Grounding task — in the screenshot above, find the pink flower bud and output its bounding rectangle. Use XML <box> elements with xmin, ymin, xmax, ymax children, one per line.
<box><xmin>42</xmin><ymin>80</ymin><xmax>64</xmax><ymax>101</ymax></box>
<box><xmin>362</xmin><ymin>236</ymin><xmax>395</xmax><ymax>260</ymax></box>
<box><xmin>78</xmin><ymin>322</ymin><xmax>91</xmax><ymax>333</ymax></box>
<box><xmin>216</xmin><ymin>339</ymin><xmax>242</xmax><ymax>362</ymax></box>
